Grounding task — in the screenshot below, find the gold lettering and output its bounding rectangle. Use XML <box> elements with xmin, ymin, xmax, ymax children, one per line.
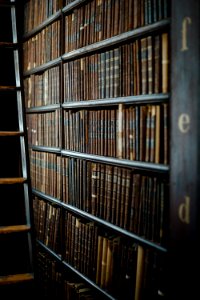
<box><xmin>181</xmin><ymin>17</ymin><xmax>192</xmax><ymax>51</ymax></box>
<box><xmin>178</xmin><ymin>196</ymin><xmax>190</xmax><ymax>224</ymax></box>
<box><xmin>178</xmin><ymin>114</ymin><xmax>190</xmax><ymax>133</ymax></box>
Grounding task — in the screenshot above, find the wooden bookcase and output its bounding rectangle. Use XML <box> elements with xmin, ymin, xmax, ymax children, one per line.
<box><xmin>21</xmin><ymin>0</ymin><xmax>199</xmax><ymax>299</ymax></box>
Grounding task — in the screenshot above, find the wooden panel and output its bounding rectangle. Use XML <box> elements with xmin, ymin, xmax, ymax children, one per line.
<box><xmin>170</xmin><ymin>0</ymin><xmax>200</xmax><ymax>297</ymax></box>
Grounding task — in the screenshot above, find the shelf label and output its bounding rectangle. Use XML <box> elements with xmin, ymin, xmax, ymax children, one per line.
<box><xmin>178</xmin><ymin>113</ymin><xmax>190</xmax><ymax>133</ymax></box>
<box><xmin>181</xmin><ymin>17</ymin><xmax>192</xmax><ymax>51</ymax></box>
<box><xmin>178</xmin><ymin>196</ymin><xmax>190</xmax><ymax>224</ymax></box>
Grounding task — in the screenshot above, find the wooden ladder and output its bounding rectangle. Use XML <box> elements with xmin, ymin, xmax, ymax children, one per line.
<box><xmin>0</xmin><ymin>0</ymin><xmax>35</xmax><ymax>297</ymax></box>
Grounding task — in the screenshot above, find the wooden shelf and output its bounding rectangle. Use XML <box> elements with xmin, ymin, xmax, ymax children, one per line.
<box><xmin>61</xmin><ymin>150</ymin><xmax>169</xmax><ymax>173</ymax></box>
<box><xmin>23</xmin><ymin>57</ymin><xmax>62</xmax><ymax>77</ymax></box>
<box><xmin>62</xmin><ymin>19</ymin><xmax>170</xmax><ymax>61</ymax></box>
<box><xmin>26</xmin><ymin>103</ymin><xmax>61</xmax><ymax>113</ymax></box>
<box><xmin>62</xmin><ymin>93</ymin><xmax>169</xmax><ymax>108</ymax></box>
<box><xmin>33</xmin><ymin>189</ymin><xmax>167</xmax><ymax>253</ymax></box>
<box><xmin>23</xmin><ymin>10</ymin><xmax>62</xmax><ymax>40</ymax></box>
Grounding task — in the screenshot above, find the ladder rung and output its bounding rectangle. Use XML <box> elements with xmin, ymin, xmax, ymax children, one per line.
<box><xmin>0</xmin><ymin>177</ymin><xmax>27</xmax><ymax>184</ymax></box>
<box><xmin>0</xmin><ymin>225</ymin><xmax>31</xmax><ymax>234</ymax></box>
<box><xmin>0</xmin><ymin>86</ymin><xmax>17</xmax><ymax>91</ymax></box>
<box><xmin>0</xmin><ymin>42</ymin><xmax>17</xmax><ymax>48</ymax></box>
<box><xmin>0</xmin><ymin>131</ymin><xmax>23</xmax><ymax>136</ymax></box>
<box><xmin>0</xmin><ymin>273</ymin><xmax>34</xmax><ymax>285</ymax></box>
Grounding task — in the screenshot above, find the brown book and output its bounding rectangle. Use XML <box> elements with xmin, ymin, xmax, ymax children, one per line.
<box><xmin>154</xmin><ymin>35</ymin><xmax>161</xmax><ymax>93</ymax></box>
<box><xmin>117</xmin><ymin>103</ymin><xmax>123</xmax><ymax>159</ymax></box>
<box><xmin>145</xmin><ymin>105</ymin><xmax>151</xmax><ymax>162</ymax></box>
<box><xmin>155</xmin><ymin>105</ymin><xmax>161</xmax><ymax>163</ymax></box>
<box><xmin>105</xmin><ymin>165</ymin><xmax>113</xmax><ymax>222</ymax></box>
<box><xmin>163</xmin><ymin>103</ymin><xmax>169</xmax><ymax>164</ymax></box>
<box><xmin>150</xmin><ymin>105</ymin><xmax>156</xmax><ymax>163</ymax></box>
<box><xmin>100</xmin><ymin>236</ymin><xmax>108</xmax><ymax>288</ymax></box>
<box><xmin>162</xmin><ymin>33</ymin><xmax>169</xmax><ymax>93</ymax></box>
<box><xmin>135</xmin><ymin>245</ymin><xmax>145</xmax><ymax>300</ymax></box>
<box><xmin>96</xmin><ymin>235</ymin><xmax>103</xmax><ymax>285</ymax></box>
<box><xmin>140</xmin><ymin>105</ymin><xmax>147</xmax><ymax>161</ymax></box>
<box><xmin>125</xmin><ymin>107</ymin><xmax>130</xmax><ymax>159</ymax></box>
<box><xmin>119</xmin><ymin>168</ymin><xmax>126</xmax><ymax>228</ymax></box>
<box><xmin>115</xmin><ymin>167</ymin><xmax>122</xmax><ymax>226</ymax></box>
<box><xmin>147</xmin><ymin>35</ymin><xmax>153</xmax><ymax>94</ymax></box>
<box><xmin>134</xmin><ymin>40</ymin><xmax>141</xmax><ymax>95</ymax></box>
<box><xmin>134</xmin><ymin>0</ymin><xmax>140</xmax><ymax>28</ymax></box>
<box><xmin>95</xmin><ymin>163</ymin><xmax>101</xmax><ymax>218</ymax></box>
<box><xmin>123</xmin><ymin>169</ymin><xmax>131</xmax><ymax>230</ymax></box>
<box><xmin>111</xmin><ymin>166</ymin><xmax>118</xmax><ymax>224</ymax></box>
<box><xmin>105</xmin><ymin>237</ymin><xmax>113</xmax><ymax>288</ymax></box>
<box><xmin>141</xmin><ymin>37</ymin><xmax>148</xmax><ymax>95</ymax></box>
<box><xmin>91</xmin><ymin>163</ymin><xmax>98</xmax><ymax>215</ymax></box>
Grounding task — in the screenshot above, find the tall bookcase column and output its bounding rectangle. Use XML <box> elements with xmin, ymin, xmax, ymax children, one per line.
<box><xmin>170</xmin><ymin>0</ymin><xmax>200</xmax><ymax>298</ymax></box>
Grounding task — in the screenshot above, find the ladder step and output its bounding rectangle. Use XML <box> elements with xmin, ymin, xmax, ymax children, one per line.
<box><xmin>0</xmin><ymin>273</ymin><xmax>34</xmax><ymax>285</ymax></box>
<box><xmin>0</xmin><ymin>42</ymin><xmax>17</xmax><ymax>48</ymax></box>
<box><xmin>0</xmin><ymin>225</ymin><xmax>31</xmax><ymax>234</ymax></box>
<box><xmin>0</xmin><ymin>177</ymin><xmax>27</xmax><ymax>184</ymax></box>
<box><xmin>0</xmin><ymin>86</ymin><xmax>17</xmax><ymax>91</ymax></box>
<box><xmin>0</xmin><ymin>131</ymin><xmax>23</xmax><ymax>136</ymax></box>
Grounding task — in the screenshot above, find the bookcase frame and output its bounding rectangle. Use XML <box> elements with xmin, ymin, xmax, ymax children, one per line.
<box><xmin>21</xmin><ymin>0</ymin><xmax>199</xmax><ymax>299</ymax></box>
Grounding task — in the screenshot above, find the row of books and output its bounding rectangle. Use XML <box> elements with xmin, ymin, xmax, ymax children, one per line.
<box><xmin>33</xmin><ymin>206</ymin><xmax>166</xmax><ymax>299</ymax></box>
<box><xmin>36</xmin><ymin>250</ymin><xmax>62</xmax><ymax>299</ymax></box>
<box><xmin>36</xmin><ymin>249</ymin><xmax>103</xmax><ymax>299</ymax></box>
<box><xmin>64</xmin><ymin>104</ymin><xmax>169</xmax><ymax>164</ymax></box>
<box><xmin>23</xmin><ymin>30</ymin><xmax>169</xmax><ymax>108</ymax></box>
<box><xmin>26</xmin><ymin>103</ymin><xmax>168</xmax><ymax>164</ymax></box>
<box><xmin>64</xmin><ymin>280</ymin><xmax>101</xmax><ymax>300</ymax></box>
<box><xmin>29</xmin><ymin>147</ymin><xmax>167</xmax><ymax>245</ymax></box>
<box><xmin>29</xmin><ymin>149</ymin><xmax>167</xmax><ymax>244</ymax></box>
<box><xmin>24</xmin><ymin>66</ymin><xmax>60</xmax><ymax>108</ymax></box>
<box><xmin>63</xmin><ymin>157</ymin><xmax>167</xmax><ymax>244</ymax></box>
<box><xmin>24</xmin><ymin>0</ymin><xmax>62</xmax><ymax>33</ymax></box>
<box><xmin>64</xmin><ymin>33</ymin><xmax>169</xmax><ymax>102</ymax></box>
<box><xmin>26</xmin><ymin>110</ymin><xmax>61</xmax><ymax>147</ymax></box>
<box><xmin>23</xmin><ymin>20</ymin><xmax>60</xmax><ymax>71</ymax></box>
<box><xmin>33</xmin><ymin>198</ymin><xmax>61</xmax><ymax>252</ymax></box>
<box><xmin>29</xmin><ymin>150</ymin><xmax>61</xmax><ymax>199</ymax></box>
<box><xmin>65</xmin><ymin>211</ymin><xmax>166</xmax><ymax>298</ymax></box>
<box><xmin>65</xmin><ymin>0</ymin><xmax>169</xmax><ymax>52</ymax></box>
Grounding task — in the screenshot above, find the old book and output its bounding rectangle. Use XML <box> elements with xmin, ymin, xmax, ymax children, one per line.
<box><xmin>100</xmin><ymin>236</ymin><xmax>108</xmax><ymax>288</ymax></box>
<box><xmin>105</xmin><ymin>236</ymin><xmax>113</xmax><ymax>288</ymax></box>
<box><xmin>96</xmin><ymin>235</ymin><xmax>103</xmax><ymax>285</ymax></box>
<box><xmin>162</xmin><ymin>32</ymin><xmax>169</xmax><ymax>93</ymax></box>
<box><xmin>155</xmin><ymin>105</ymin><xmax>161</xmax><ymax>163</ymax></box>
<box><xmin>135</xmin><ymin>245</ymin><xmax>145</xmax><ymax>300</ymax></box>
<box><xmin>141</xmin><ymin>37</ymin><xmax>148</xmax><ymax>95</ymax></box>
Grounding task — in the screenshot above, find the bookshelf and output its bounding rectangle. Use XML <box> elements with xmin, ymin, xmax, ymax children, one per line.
<box><xmin>21</xmin><ymin>0</ymin><xmax>199</xmax><ymax>299</ymax></box>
